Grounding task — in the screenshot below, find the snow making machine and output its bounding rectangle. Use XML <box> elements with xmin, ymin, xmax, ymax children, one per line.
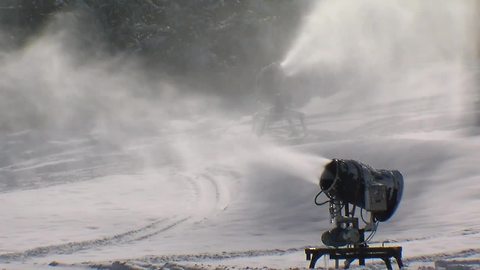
<box><xmin>306</xmin><ymin>159</ymin><xmax>404</xmax><ymax>269</ymax></box>
<box><xmin>253</xmin><ymin>62</ymin><xmax>307</xmax><ymax>138</ymax></box>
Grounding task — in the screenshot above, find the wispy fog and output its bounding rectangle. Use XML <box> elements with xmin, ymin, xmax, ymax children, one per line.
<box><xmin>0</xmin><ymin>4</ymin><xmax>325</xmax><ymax>192</ymax></box>
<box><xmin>1</xmin><ymin>17</ymin><xmax>213</xmax><ymax>134</ymax></box>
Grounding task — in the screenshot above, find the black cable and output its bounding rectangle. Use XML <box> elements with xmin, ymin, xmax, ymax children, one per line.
<box><xmin>364</xmin><ymin>221</ymin><xmax>379</xmax><ymax>244</ymax></box>
<box><xmin>360</xmin><ymin>208</ymin><xmax>369</xmax><ymax>224</ymax></box>
<box><xmin>314</xmin><ymin>190</ymin><xmax>331</xmax><ymax>206</ymax></box>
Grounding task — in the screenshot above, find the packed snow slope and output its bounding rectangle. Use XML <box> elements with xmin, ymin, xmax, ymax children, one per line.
<box><xmin>1</xmin><ymin>0</ymin><xmax>480</xmax><ymax>269</ymax></box>
<box><xmin>1</xmin><ymin>89</ymin><xmax>480</xmax><ymax>270</ymax></box>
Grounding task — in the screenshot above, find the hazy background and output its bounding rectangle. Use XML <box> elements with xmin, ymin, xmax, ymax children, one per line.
<box><xmin>0</xmin><ymin>0</ymin><xmax>311</xmax><ymax>134</ymax></box>
<box><xmin>0</xmin><ymin>0</ymin><xmax>478</xmax><ymax>137</ymax></box>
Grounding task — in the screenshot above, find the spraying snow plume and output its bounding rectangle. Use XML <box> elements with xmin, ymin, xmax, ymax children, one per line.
<box><xmin>282</xmin><ymin>0</ymin><xmax>478</xmax><ymax>130</ymax></box>
<box><xmin>283</xmin><ymin>1</ymin><xmax>477</xmax><ymax>74</ymax></box>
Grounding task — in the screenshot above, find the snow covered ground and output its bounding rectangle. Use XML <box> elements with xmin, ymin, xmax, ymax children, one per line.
<box><xmin>1</xmin><ymin>1</ymin><xmax>479</xmax><ymax>269</ymax></box>
<box><xmin>1</xmin><ymin>90</ymin><xmax>480</xmax><ymax>270</ymax></box>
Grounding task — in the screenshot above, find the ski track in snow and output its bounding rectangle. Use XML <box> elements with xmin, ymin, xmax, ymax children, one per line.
<box><xmin>404</xmin><ymin>249</ymin><xmax>480</xmax><ymax>264</ymax></box>
<box><xmin>0</xmin><ymin>156</ymin><xmax>236</xmax><ymax>265</ymax></box>
<box><xmin>0</xmin><ymin>166</ymin><xmax>234</xmax><ymax>263</ymax></box>
<box><xmin>0</xmin><ymin>216</ymin><xmax>190</xmax><ymax>262</ymax></box>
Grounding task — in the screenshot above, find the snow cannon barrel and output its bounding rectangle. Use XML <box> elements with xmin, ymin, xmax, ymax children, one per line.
<box><xmin>319</xmin><ymin>159</ymin><xmax>403</xmax><ymax>222</ymax></box>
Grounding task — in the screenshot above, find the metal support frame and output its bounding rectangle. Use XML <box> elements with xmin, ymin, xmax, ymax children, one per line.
<box><xmin>305</xmin><ymin>246</ymin><xmax>403</xmax><ymax>270</ymax></box>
